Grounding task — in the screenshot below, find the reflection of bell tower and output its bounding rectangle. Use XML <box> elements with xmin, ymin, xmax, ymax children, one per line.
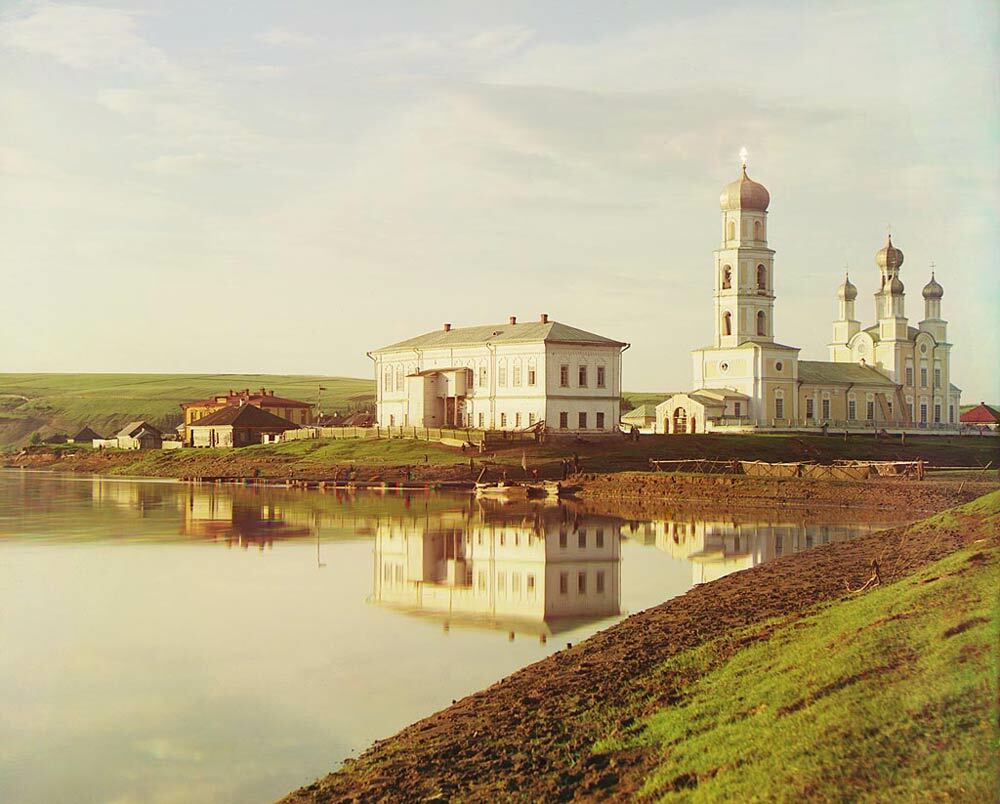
<box><xmin>714</xmin><ymin>151</ymin><xmax>776</xmax><ymax>347</ymax></box>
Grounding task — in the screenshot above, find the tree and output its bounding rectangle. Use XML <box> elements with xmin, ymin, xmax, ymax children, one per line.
<box><xmin>29</xmin><ymin>432</ymin><xmax>42</xmax><ymax>445</ymax></box>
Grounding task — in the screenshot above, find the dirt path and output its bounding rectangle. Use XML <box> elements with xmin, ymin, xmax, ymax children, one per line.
<box><xmin>281</xmin><ymin>493</ymin><xmax>999</xmax><ymax>803</ymax></box>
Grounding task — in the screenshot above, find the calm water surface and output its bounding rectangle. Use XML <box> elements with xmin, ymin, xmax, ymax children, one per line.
<box><xmin>0</xmin><ymin>470</ymin><xmax>906</xmax><ymax>803</ymax></box>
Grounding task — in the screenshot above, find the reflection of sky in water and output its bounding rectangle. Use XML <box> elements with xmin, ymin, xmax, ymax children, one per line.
<box><xmin>0</xmin><ymin>471</ymin><xmax>905</xmax><ymax>803</ymax></box>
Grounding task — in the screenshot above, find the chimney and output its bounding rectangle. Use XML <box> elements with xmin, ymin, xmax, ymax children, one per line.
<box><xmin>443</xmin><ymin>323</ymin><xmax>452</xmax><ymax>331</ymax></box>
<box><xmin>540</xmin><ymin>313</ymin><xmax>549</xmax><ymax>323</ymax></box>
<box><xmin>508</xmin><ymin>316</ymin><xmax>517</xmax><ymax>325</ymax></box>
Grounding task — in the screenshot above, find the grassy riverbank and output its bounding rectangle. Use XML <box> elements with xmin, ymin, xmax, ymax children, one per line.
<box><xmin>5</xmin><ymin>432</ymin><xmax>998</xmax><ymax>484</ymax></box>
<box><xmin>284</xmin><ymin>491</ymin><xmax>1000</xmax><ymax>801</ymax></box>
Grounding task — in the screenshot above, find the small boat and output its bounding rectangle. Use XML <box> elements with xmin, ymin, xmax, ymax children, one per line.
<box><xmin>475</xmin><ymin>481</ymin><xmax>530</xmax><ymax>500</ymax></box>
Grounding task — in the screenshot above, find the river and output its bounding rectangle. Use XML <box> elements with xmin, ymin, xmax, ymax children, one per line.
<box><xmin>0</xmin><ymin>470</ymin><xmax>905</xmax><ymax>803</ymax></box>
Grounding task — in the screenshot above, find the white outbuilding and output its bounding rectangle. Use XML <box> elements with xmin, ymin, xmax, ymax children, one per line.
<box><xmin>370</xmin><ymin>314</ymin><xmax>628</xmax><ymax>433</ymax></box>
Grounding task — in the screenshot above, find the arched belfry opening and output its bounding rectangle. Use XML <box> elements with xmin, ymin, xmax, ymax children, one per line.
<box><xmin>757</xmin><ymin>310</ymin><xmax>766</xmax><ymax>336</ymax></box>
<box><xmin>757</xmin><ymin>264</ymin><xmax>767</xmax><ymax>290</ymax></box>
<box><xmin>722</xmin><ymin>265</ymin><xmax>732</xmax><ymax>289</ymax></box>
<box><xmin>723</xmin><ymin>311</ymin><xmax>732</xmax><ymax>336</ymax></box>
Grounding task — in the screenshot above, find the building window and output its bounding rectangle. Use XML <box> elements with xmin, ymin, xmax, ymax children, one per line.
<box><xmin>528</xmin><ymin>412</ymin><xmax>536</xmax><ymax>426</ymax></box>
<box><xmin>775</xmin><ymin>397</ymin><xmax>784</xmax><ymax>420</ymax></box>
<box><xmin>934</xmin><ymin>403</ymin><xmax>941</xmax><ymax>423</ymax></box>
<box><xmin>498</xmin><ymin>365</ymin><xmax>507</xmax><ymax>387</ymax></box>
<box><xmin>848</xmin><ymin>399</ymin><xmax>856</xmax><ymax>420</ymax></box>
<box><xmin>756</xmin><ymin>264</ymin><xmax>767</xmax><ymax>290</ymax></box>
<box><xmin>596</xmin><ymin>570</ymin><xmax>605</xmax><ymax>593</ymax></box>
<box><xmin>497</xmin><ymin>571</ymin><xmax>506</xmax><ymax>593</ymax></box>
<box><xmin>920</xmin><ymin>366</ymin><xmax>928</xmax><ymax>387</ymax></box>
<box><xmin>722</xmin><ymin>265</ymin><xmax>732</xmax><ymax>289</ymax></box>
<box><xmin>528</xmin><ymin>369</ymin><xmax>536</xmax><ymax>386</ymax></box>
<box><xmin>756</xmin><ymin>311</ymin><xmax>766</xmax><ymax>336</ymax></box>
<box><xmin>513</xmin><ymin>364</ymin><xmax>521</xmax><ymax>386</ymax></box>
<box><xmin>723</xmin><ymin>311</ymin><xmax>732</xmax><ymax>336</ymax></box>
<box><xmin>734</xmin><ymin>401</ymin><xmax>742</xmax><ymax>417</ymax></box>
<box><xmin>559</xmin><ymin>572</ymin><xmax>568</xmax><ymax>594</ymax></box>
<box><xmin>578</xmin><ymin>572</ymin><xmax>587</xmax><ymax>593</ymax></box>
<box><xmin>597</xmin><ymin>366</ymin><xmax>606</xmax><ymax>388</ymax></box>
<box><xmin>934</xmin><ymin>367</ymin><xmax>941</xmax><ymax>388</ymax></box>
<box><xmin>395</xmin><ymin>366</ymin><xmax>403</xmax><ymax>389</ymax></box>
<box><xmin>578</xmin><ymin>531</ymin><xmax>586</xmax><ymax>548</ymax></box>
<box><xmin>559</xmin><ymin>531</ymin><xmax>567</xmax><ymax>549</ymax></box>
<box><xmin>383</xmin><ymin>369</ymin><xmax>392</xmax><ymax>391</ymax></box>
<box><xmin>596</xmin><ymin>412</ymin><xmax>605</xmax><ymax>429</ymax></box>
<box><xmin>948</xmin><ymin>405</ymin><xmax>955</xmax><ymax>424</ymax></box>
<box><xmin>806</xmin><ymin>398</ymin><xmax>814</xmax><ymax>419</ymax></box>
<box><xmin>500</xmin><ymin>412</ymin><xmax>507</xmax><ymax>428</ymax></box>
<box><xmin>560</xmin><ymin>365</ymin><xmax>569</xmax><ymax>387</ymax></box>
<box><xmin>905</xmin><ymin>365</ymin><xmax>914</xmax><ymax>386</ymax></box>
<box><xmin>477</xmin><ymin>412</ymin><xmax>484</xmax><ymax>428</ymax></box>
<box><xmin>578</xmin><ymin>365</ymin><xmax>587</xmax><ymax>387</ymax></box>
<box><xmin>478</xmin><ymin>571</ymin><xmax>487</xmax><ymax>592</ymax></box>
<box><xmin>389</xmin><ymin>414</ymin><xmax>395</xmax><ymax>426</ymax></box>
<box><xmin>560</xmin><ymin>412</ymin><xmax>568</xmax><ymax>429</ymax></box>
<box><xmin>596</xmin><ymin>528</ymin><xmax>604</xmax><ymax>548</ymax></box>
<box><xmin>479</xmin><ymin>366</ymin><xmax>487</xmax><ymax>386</ymax></box>
<box><xmin>512</xmin><ymin>573</ymin><xmax>520</xmax><ymax>594</ymax></box>
<box><xmin>576</xmin><ymin>412</ymin><xmax>586</xmax><ymax>429</ymax></box>
<box><xmin>515</xmin><ymin>412</ymin><xmax>522</xmax><ymax>428</ymax></box>
<box><xmin>866</xmin><ymin>401</ymin><xmax>875</xmax><ymax>420</ymax></box>
<box><xmin>920</xmin><ymin>403</ymin><xmax>928</xmax><ymax>424</ymax></box>
<box><xmin>526</xmin><ymin>573</ymin><xmax>535</xmax><ymax>592</ymax></box>
<box><xmin>754</xmin><ymin>220</ymin><xmax>762</xmax><ymax>240</ymax></box>
<box><xmin>727</xmin><ymin>221</ymin><xmax>736</xmax><ymax>240</ymax></box>
<box><xmin>822</xmin><ymin>398</ymin><xmax>830</xmax><ymax>419</ymax></box>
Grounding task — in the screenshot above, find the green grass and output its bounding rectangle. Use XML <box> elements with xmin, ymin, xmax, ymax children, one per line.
<box><xmin>592</xmin><ymin>496</ymin><xmax>1000</xmax><ymax>799</ymax></box>
<box><xmin>0</xmin><ymin>373</ymin><xmax>375</xmax><ymax>448</ymax></box>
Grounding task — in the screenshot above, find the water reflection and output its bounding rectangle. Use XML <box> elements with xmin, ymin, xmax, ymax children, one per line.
<box><xmin>371</xmin><ymin>504</ymin><xmax>622</xmax><ymax>636</ymax></box>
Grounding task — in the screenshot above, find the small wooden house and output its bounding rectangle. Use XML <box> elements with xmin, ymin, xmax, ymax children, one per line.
<box><xmin>115</xmin><ymin>421</ymin><xmax>163</xmax><ymax>450</ymax></box>
<box><xmin>71</xmin><ymin>426</ymin><xmax>103</xmax><ymax>443</ymax></box>
<box><xmin>188</xmin><ymin>404</ymin><xmax>299</xmax><ymax>448</ymax></box>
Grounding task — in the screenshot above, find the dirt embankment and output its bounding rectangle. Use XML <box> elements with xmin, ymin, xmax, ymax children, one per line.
<box><xmin>283</xmin><ymin>493</ymin><xmax>999</xmax><ymax>803</ymax></box>
<box><xmin>576</xmin><ymin>471</ymin><xmax>997</xmax><ymax>515</ymax></box>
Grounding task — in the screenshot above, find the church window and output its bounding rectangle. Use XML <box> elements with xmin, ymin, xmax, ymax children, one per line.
<box><xmin>559</xmin><ymin>572</ymin><xmax>568</xmax><ymax>594</ymax></box>
<box><xmin>754</xmin><ymin>220</ymin><xmax>762</xmax><ymax>240</ymax></box>
<box><xmin>579</xmin><ymin>412</ymin><xmax>587</xmax><ymax>428</ymax></box>
<box><xmin>822</xmin><ymin>398</ymin><xmax>830</xmax><ymax>419</ymax></box>
<box><xmin>500</xmin><ymin>412</ymin><xmax>507</xmax><ymax>428</ymax></box>
<box><xmin>756</xmin><ymin>311</ymin><xmax>766</xmax><ymax>336</ymax></box>
<box><xmin>596</xmin><ymin>570</ymin><xmax>605</xmax><ymax>593</ymax></box>
<box><xmin>528</xmin><ymin>412</ymin><xmax>536</xmax><ymax>426</ymax></box>
<box><xmin>948</xmin><ymin>405</ymin><xmax>954</xmax><ymax>423</ymax></box>
<box><xmin>756</xmin><ymin>265</ymin><xmax>767</xmax><ymax>290</ymax></box>
<box><xmin>806</xmin><ymin>398</ymin><xmax>814</xmax><ymax>420</ymax></box>
<box><xmin>498</xmin><ymin>364</ymin><xmax>507</xmax><ymax>387</ymax></box>
<box><xmin>478</xmin><ymin>412</ymin><xmax>484</xmax><ymax>428</ymax></box>
<box><xmin>578</xmin><ymin>365</ymin><xmax>588</xmax><ymax>387</ymax></box>
<box><xmin>479</xmin><ymin>366</ymin><xmax>488</xmax><ymax>387</ymax></box>
<box><xmin>775</xmin><ymin>361</ymin><xmax>783</xmax><ymax>372</ymax></box>
<box><xmin>934</xmin><ymin>403</ymin><xmax>941</xmax><ymax>424</ymax></box>
<box><xmin>919</xmin><ymin>403</ymin><xmax>927</xmax><ymax>424</ymax></box>
<box><xmin>528</xmin><ymin>368</ymin><xmax>536</xmax><ymax>386</ymax></box>
<box><xmin>597</xmin><ymin>366</ymin><xmax>606</xmax><ymax>387</ymax></box>
<box><xmin>727</xmin><ymin>221</ymin><xmax>736</xmax><ymax>241</ymax></box>
<box><xmin>905</xmin><ymin>363</ymin><xmax>914</xmax><ymax>386</ymax></box>
<box><xmin>383</xmin><ymin>368</ymin><xmax>392</xmax><ymax>392</ymax></box>
<box><xmin>513</xmin><ymin>364</ymin><xmax>521</xmax><ymax>386</ymax></box>
<box><xmin>597</xmin><ymin>412</ymin><xmax>605</xmax><ymax>429</ymax></box>
<box><xmin>848</xmin><ymin>397</ymin><xmax>857</xmax><ymax>420</ymax></box>
<box><xmin>723</xmin><ymin>312</ymin><xmax>732</xmax><ymax>336</ymax></box>
<box><xmin>578</xmin><ymin>571</ymin><xmax>587</xmax><ymax>593</ymax></box>
<box><xmin>720</xmin><ymin>362</ymin><xmax>729</xmax><ymax>373</ymax></box>
<box><xmin>515</xmin><ymin>412</ymin><xmax>522</xmax><ymax>428</ymax></box>
<box><xmin>920</xmin><ymin>364</ymin><xmax>928</xmax><ymax>387</ymax></box>
<box><xmin>722</xmin><ymin>266</ymin><xmax>732</xmax><ymax>289</ymax></box>
<box><xmin>934</xmin><ymin>366</ymin><xmax>941</xmax><ymax>388</ymax></box>
<box><xmin>775</xmin><ymin>396</ymin><xmax>784</xmax><ymax>420</ymax></box>
<box><xmin>559</xmin><ymin>412</ymin><xmax>568</xmax><ymax>429</ymax></box>
<box><xmin>866</xmin><ymin>401</ymin><xmax>875</xmax><ymax>420</ymax></box>
<box><xmin>560</xmin><ymin>365</ymin><xmax>569</xmax><ymax>387</ymax></box>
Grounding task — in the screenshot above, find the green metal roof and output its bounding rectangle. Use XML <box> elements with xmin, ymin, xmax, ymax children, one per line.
<box><xmin>622</xmin><ymin>405</ymin><xmax>658</xmax><ymax>420</ymax></box>
<box><xmin>797</xmin><ymin>360</ymin><xmax>897</xmax><ymax>386</ymax></box>
<box><xmin>373</xmin><ymin>320</ymin><xmax>627</xmax><ymax>353</ymax></box>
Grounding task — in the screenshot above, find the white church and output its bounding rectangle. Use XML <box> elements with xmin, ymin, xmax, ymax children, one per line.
<box><xmin>656</xmin><ymin>159</ymin><xmax>961</xmax><ymax>434</ymax></box>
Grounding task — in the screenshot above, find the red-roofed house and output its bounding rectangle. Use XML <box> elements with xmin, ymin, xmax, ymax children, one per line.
<box><xmin>188</xmin><ymin>404</ymin><xmax>300</xmax><ymax>448</ymax></box>
<box><xmin>959</xmin><ymin>403</ymin><xmax>1000</xmax><ymax>431</ymax></box>
<box><xmin>180</xmin><ymin>388</ymin><xmax>314</xmax><ymax>444</ymax></box>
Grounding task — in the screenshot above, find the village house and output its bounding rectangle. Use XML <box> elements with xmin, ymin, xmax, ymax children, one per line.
<box><xmin>187</xmin><ymin>403</ymin><xmax>300</xmax><ymax>448</ymax></box>
<box><xmin>113</xmin><ymin>421</ymin><xmax>163</xmax><ymax>450</ymax></box>
<box><xmin>70</xmin><ymin>425</ymin><xmax>103</xmax><ymax>443</ymax></box>
<box><xmin>370</xmin><ymin>314</ymin><xmax>628</xmax><ymax>434</ymax></box>
<box><xmin>657</xmin><ymin>160</ymin><xmax>962</xmax><ymax>434</ymax></box>
<box><xmin>620</xmin><ymin>405</ymin><xmax>659</xmax><ymax>434</ymax></box>
<box><xmin>180</xmin><ymin>388</ymin><xmax>314</xmax><ymax>444</ymax></box>
<box><xmin>959</xmin><ymin>403</ymin><xmax>1000</xmax><ymax>432</ymax></box>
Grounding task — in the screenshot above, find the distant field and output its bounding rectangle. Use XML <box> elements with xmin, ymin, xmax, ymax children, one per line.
<box><xmin>0</xmin><ymin>373</ymin><xmax>376</xmax><ymax>448</ymax></box>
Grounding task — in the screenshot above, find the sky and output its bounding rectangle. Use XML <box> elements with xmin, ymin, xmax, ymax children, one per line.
<box><xmin>0</xmin><ymin>0</ymin><xmax>997</xmax><ymax>401</ymax></box>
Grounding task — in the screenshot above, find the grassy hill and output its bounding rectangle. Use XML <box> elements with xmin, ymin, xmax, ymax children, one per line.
<box><xmin>0</xmin><ymin>373</ymin><xmax>375</xmax><ymax>448</ymax></box>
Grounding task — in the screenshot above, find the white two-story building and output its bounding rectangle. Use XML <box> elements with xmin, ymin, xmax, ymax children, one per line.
<box><xmin>369</xmin><ymin>314</ymin><xmax>628</xmax><ymax>433</ymax></box>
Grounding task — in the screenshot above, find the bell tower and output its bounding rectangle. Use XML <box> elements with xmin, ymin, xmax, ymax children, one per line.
<box><xmin>714</xmin><ymin>151</ymin><xmax>776</xmax><ymax>348</ymax></box>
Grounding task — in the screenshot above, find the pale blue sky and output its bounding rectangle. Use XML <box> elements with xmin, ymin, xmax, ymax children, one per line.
<box><xmin>0</xmin><ymin>1</ymin><xmax>997</xmax><ymax>400</ymax></box>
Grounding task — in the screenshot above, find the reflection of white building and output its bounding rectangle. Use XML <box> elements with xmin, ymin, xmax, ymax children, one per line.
<box><xmin>371</xmin><ymin>508</ymin><xmax>621</xmax><ymax>634</ymax></box>
<box><xmin>649</xmin><ymin>516</ymin><xmax>884</xmax><ymax>585</ymax></box>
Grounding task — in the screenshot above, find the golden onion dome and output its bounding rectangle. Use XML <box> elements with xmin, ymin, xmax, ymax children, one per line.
<box><xmin>837</xmin><ymin>273</ymin><xmax>858</xmax><ymax>301</ymax></box>
<box><xmin>875</xmin><ymin>234</ymin><xmax>904</xmax><ymax>270</ymax></box>
<box><xmin>887</xmin><ymin>275</ymin><xmax>905</xmax><ymax>294</ymax></box>
<box><xmin>720</xmin><ymin>165</ymin><xmax>770</xmax><ymax>212</ymax></box>
<box><xmin>922</xmin><ymin>272</ymin><xmax>943</xmax><ymax>300</ymax></box>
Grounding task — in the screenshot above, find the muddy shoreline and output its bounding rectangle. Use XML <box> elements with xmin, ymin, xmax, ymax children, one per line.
<box><xmin>281</xmin><ymin>492</ymin><xmax>1000</xmax><ymax>802</ymax></box>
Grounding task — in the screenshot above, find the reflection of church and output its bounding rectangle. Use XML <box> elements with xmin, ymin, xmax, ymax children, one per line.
<box><xmin>657</xmin><ymin>158</ymin><xmax>961</xmax><ymax>433</ymax></box>
<box><xmin>648</xmin><ymin>515</ymin><xmax>885</xmax><ymax>585</ymax></box>
<box><xmin>371</xmin><ymin>503</ymin><xmax>621</xmax><ymax>636</ymax></box>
